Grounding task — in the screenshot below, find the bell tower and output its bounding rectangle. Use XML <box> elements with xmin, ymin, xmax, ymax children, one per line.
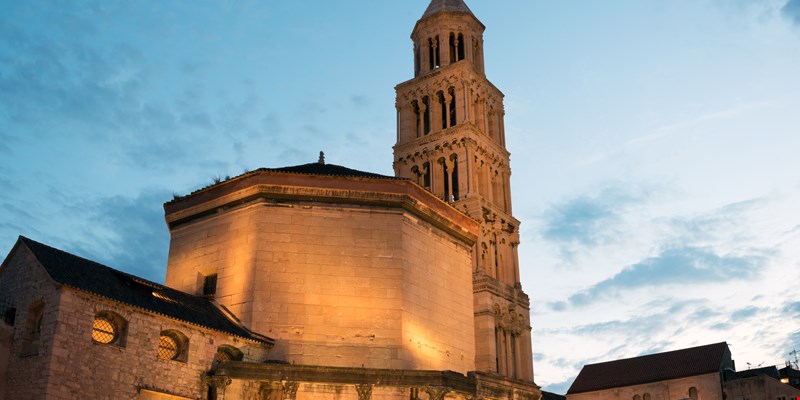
<box><xmin>394</xmin><ymin>0</ymin><xmax>534</xmax><ymax>382</ymax></box>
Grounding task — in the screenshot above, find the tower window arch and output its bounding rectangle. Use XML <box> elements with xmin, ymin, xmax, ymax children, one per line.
<box><xmin>439</xmin><ymin>157</ymin><xmax>450</xmax><ymax>201</ymax></box>
<box><xmin>457</xmin><ymin>33</ymin><xmax>465</xmax><ymax>61</ymax></box>
<box><xmin>422</xmin><ymin>162</ymin><xmax>431</xmax><ymax>191</ymax></box>
<box><xmin>428</xmin><ymin>36</ymin><xmax>440</xmax><ymax>69</ymax></box>
<box><xmin>412</xmin><ymin>100</ymin><xmax>421</xmax><ymax>138</ymax></box>
<box><xmin>450</xmin><ymin>154</ymin><xmax>460</xmax><ymax>201</ymax></box>
<box><xmin>437</xmin><ymin>91</ymin><xmax>447</xmax><ymax>130</ymax></box>
<box><xmin>449</xmin><ymin>33</ymin><xmax>457</xmax><ymax>63</ymax></box>
<box><xmin>422</xmin><ymin>96</ymin><xmax>431</xmax><ymax>135</ymax></box>
<box><xmin>689</xmin><ymin>387</ymin><xmax>699</xmax><ymax>400</ymax></box>
<box><xmin>449</xmin><ymin>87</ymin><xmax>457</xmax><ymax>127</ymax></box>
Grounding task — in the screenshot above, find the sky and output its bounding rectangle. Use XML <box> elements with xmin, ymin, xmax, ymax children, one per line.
<box><xmin>2</xmin><ymin>0</ymin><xmax>800</xmax><ymax>394</ymax></box>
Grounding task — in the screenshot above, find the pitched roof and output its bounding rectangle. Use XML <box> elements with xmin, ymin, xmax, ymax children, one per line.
<box><xmin>420</xmin><ymin>0</ymin><xmax>476</xmax><ymax>20</ymax></box>
<box><xmin>17</xmin><ymin>236</ymin><xmax>272</xmax><ymax>345</ymax></box>
<box><xmin>264</xmin><ymin>162</ymin><xmax>399</xmax><ymax>180</ymax></box>
<box><xmin>168</xmin><ymin>161</ymin><xmax>403</xmax><ymax>204</ymax></box>
<box><xmin>568</xmin><ymin>342</ymin><xmax>730</xmax><ymax>394</ymax></box>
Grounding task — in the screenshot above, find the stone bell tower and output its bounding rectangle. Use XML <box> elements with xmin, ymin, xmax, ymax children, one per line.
<box><xmin>393</xmin><ymin>0</ymin><xmax>535</xmax><ymax>382</ymax></box>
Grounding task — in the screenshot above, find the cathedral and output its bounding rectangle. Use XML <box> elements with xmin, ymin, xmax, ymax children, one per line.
<box><xmin>0</xmin><ymin>1</ymin><xmax>542</xmax><ymax>399</ymax></box>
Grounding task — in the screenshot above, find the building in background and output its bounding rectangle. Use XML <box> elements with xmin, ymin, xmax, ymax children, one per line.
<box><xmin>566</xmin><ymin>343</ymin><xmax>800</xmax><ymax>400</ymax></box>
<box><xmin>0</xmin><ymin>1</ymin><xmax>542</xmax><ymax>399</ymax></box>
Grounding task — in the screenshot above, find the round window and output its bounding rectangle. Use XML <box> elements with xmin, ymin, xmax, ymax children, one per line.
<box><xmin>91</xmin><ymin>317</ymin><xmax>116</xmax><ymax>344</ymax></box>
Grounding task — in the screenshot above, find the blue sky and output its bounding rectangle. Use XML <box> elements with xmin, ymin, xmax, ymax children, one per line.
<box><xmin>2</xmin><ymin>0</ymin><xmax>800</xmax><ymax>394</ymax></box>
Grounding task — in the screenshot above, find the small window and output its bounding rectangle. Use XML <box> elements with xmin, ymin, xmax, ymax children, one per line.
<box><xmin>634</xmin><ymin>395</ymin><xmax>642</xmax><ymax>400</ymax></box>
<box><xmin>216</xmin><ymin>345</ymin><xmax>244</xmax><ymax>362</ymax></box>
<box><xmin>91</xmin><ymin>311</ymin><xmax>127</xmax><ymax>346</ymax></box>
<box><xmin>3</xmin><ymin>307</ymin><xmax>16</xmax><ymax>326</ymax></box>
<box><xmin>689</xmin><ymin>387</ymin><xmax>698</xmax><ymax>400</ymax></box>
<box><xmin>92</xmin><ymin>317</ymin><xmax>116</xmax><ymax>344</ymax></box>
<box><xmin>158</xmin><ymin>330</ymin><xmax>189</xmax><ymax>362</ymax></box>
<box><xmin>158</xmin><ymin>335</ymin><xmax>179</xmax><ymax>359</ymax></box>
<box><xmin>644</xmin><ymin>394</ymin><xmax>651</xmax><ymax>400</ymax></box>
<box><xmin>203</xmin><ymin>274</ymin><xmax>218</xmax><ymax>296</ymax></box>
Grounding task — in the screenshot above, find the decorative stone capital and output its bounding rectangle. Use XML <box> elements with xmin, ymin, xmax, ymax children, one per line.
<box><xmin>355</xmin><ymin>384</ymin><xmax>373</xmax><ymax>400</ymax></box>
<box><xmin>258</xmin><ymin>381</ymin><xmax>273</xmax><ymax>400</ymax></box>
<box><xmin>281</xmin><ymin>380</ymin><xmax>299</xmax><ymax>400</ymax></box>
<box><xmin>424</xmin><ymin>386</ymin><xmax>451</xmax><ymax>400</ymax></box>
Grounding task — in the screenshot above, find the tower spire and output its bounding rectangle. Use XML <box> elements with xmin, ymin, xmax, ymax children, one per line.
<box><xmin>420</xmin><ymin>0</ymin><xmax>478</xmax><ymax>21</ymax></box>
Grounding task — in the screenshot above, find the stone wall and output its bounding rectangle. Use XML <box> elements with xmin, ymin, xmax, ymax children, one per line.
<box><xmin>166</xmin><ymin>197</ymin><xmax>476</xmax><ymax>374</ymax></box>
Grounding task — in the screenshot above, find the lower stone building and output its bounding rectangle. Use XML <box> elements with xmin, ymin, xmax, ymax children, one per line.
<box><xmin>566</xmin><ymin>343</ymin><xmax>800</xmax><ymax>400</ymax></box>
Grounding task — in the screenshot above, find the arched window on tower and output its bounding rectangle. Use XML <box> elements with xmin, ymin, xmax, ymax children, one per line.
<box><xmin>429</xmin><ymin>36</ymin><xmax>440</xmax><ymax>70</ymax></box>
<box><xmin>449</xmin><ymin>33</ymin><xmax>457</xmax><ymax>64</ymax></box>
<box><xmin>439</xmin><ymin>157</ymin><xmax>449</xmax><ymax>202</ymax></box>
<box><xmin>422</xmin><ymin>96</ymin><xmax>431</xmax><ymax>135</ymax></box>
<box><xmin>414</xmin><ymin>42</ymin><xmax>421</xmax><ymax>76</ymax></box>
<box><xmin>689</xmin><ymin>387</ymin><xmax>699</xmax><ymax>400</ymax></box>
<box><xmin>411</xmin><ymin>165</ymin><xmax>421</xmax><ymax>186</ymax></box>
<box><xmin>457</xmin><ymin>33</ymin><xmax>465</xmax><ymax>61</ymax></box>
<box><xmin>437</xmin><ymin>91</ymin><xmax>447</xmax><ymax>130</ymax></box>
<box><xmin>450</xmin><ymin>154</ymin><xmax>460</xmax><ymax>201</ymax></box>
<box><xmin>422</xmin><ymin>162</ymin><xmax>431</xmax><ymax>191</ymax></box>
<box><xmin>412</xmin><ymin>100</ymin><xmax>421</xmax><ymax>138</ymax></box>
<box><xmin>449</xmin><ymin>87</ymin><xmax>457</xmax><ymax>127</ymax></box>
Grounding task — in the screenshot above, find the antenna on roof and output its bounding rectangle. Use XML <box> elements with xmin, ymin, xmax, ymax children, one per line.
<box><xmin>790</xmin><ymin>349</ymin><xmax>799</xmax><ymax>369</ymax></box>
<box><xmin>318</xmin><ymin>151</ymin><xmax>325</xmax><ymax>165</ymax></box>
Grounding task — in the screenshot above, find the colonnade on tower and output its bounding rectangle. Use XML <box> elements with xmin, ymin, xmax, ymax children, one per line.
<box><xmin>393</xmin><ymin>0</ymin><xmax>535</xmax><ymax>382</ymax></box>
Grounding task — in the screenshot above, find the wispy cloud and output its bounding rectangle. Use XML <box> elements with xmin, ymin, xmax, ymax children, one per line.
<box><xmin>540</xmin><ymin>184</ymin><xmax>652</xmax><ymax>262</ymax></box>
<box><xmin>66</xmin><ymin>189</ymin><xmax>171</xmax><ymax>282</ymax></box>
<box><xmin>551</xmin><ymin>246</ymin><xmax>769</xmax><ymax>309</ymax></box>
<box><xmin>783</xmin><ymin>0</ymin><xmax>800</xmax><ymax>25</ymax></box>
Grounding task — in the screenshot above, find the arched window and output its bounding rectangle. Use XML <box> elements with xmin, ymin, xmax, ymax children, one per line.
<box><xmin>633</xmin><ymin>395</ymin><xmax>641</xmax><ymax>400</ymax></box>
<box><xmin>422</xmin><ymin>162</ymin><xmax>431</xmax><ymax>191</ymax></box>
<box><xmin>439</xmin><ymin>157</ymin><xmax>449</xmax><ymax>201</ymax></box>
<box><xmin>448</xmin><ymin>87</ymin><xmax>457</xmax><ymax>127</ymax></box>
<box><xmin>91</xmin><ymin>310</ymin><xmax>127</xmax><ymax>346</ymax></box>
<box><xmin>412</xmin><ymin>100</ymin><xmax>421</xmax><ymax>138</ymax></box>
<box><xmin>414</xmin><ymin>42</ymin><xmax>421</xmax><ymax>76</ymax></box>
<box><xmin>449</xmin><ymin>33</ymin><xmax>457</xmax><ymax>63</ymax></box>
<box><xmin>457</xmin><ymin>33</ymin><xmax>465</xmax><ymax>61</ymax></box>
<box><xmin>21</xmin><ymin>301</ymin><xmax>45</xmax><ymax>355</ymax></box>
<box><xmin>643</xmin><ymin>394</ymin><xmax>651</xmax><ymax>400</ymax></box>
<box><xmin>158</xmin><ymin>330</ymin><xmax>189</xmax><ymax>363</ymax></box>
<box><xmin>422</xmin><ymin>97</ymin><xmax>431</xmax><ymax>135</ymax></box>
<box><xmin>216</xmin><ymin>345</ymin><xmax>244</xmax><ymax>362</ymax></box>
<box><xmin>438</xmin><ymin>91</ymin><xmax>447</xmax><ymax>130</ymax></box>
<box><xmin>429</xmin><ymin>36</ymin><xmax>440</xmax><ymax>70</ymax></box>
<box><xmin>450</xmin><ymin>154</ymin><xmax>460</xmax><ymax>201</ymax></box>
<box><xmin>689</xmin><ymin>387</ymin><xmax>699</xmax><ymax>400</ymax></box>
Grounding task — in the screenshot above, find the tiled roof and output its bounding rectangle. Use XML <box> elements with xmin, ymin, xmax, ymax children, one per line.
<box><xmin>568</xmin><ymin>342</ymin><xmax>730</xmax><ymax>394</ymax></box>
<box><xmin>169</xmin><ymin>162</ymin><xmax>403</xmax><ymax>203</ymax></box>
<box><xmin>18</xmin><ymin>236</ymin><xmax>272</xmax><ymax>345</ymax></box>
<box><xmin>421</xmin><ymin>0</ymin><xmax>475</xmax><ymax>20</ymax></box>
<box><xmin>731</xmin><ymin>366</ymin><xmax>779</xmax><ymax>380</ymax></box>
<box><xmin>264</xmin><ymin>162</ymin><xmax>400</xmax><ymax>180</ymax></box>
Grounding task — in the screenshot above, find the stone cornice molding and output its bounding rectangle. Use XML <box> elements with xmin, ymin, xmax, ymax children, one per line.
<box><xmin>165</xmin><ymin>172</ymin><xmax>479</xmax><ymax>246</ymax></box>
